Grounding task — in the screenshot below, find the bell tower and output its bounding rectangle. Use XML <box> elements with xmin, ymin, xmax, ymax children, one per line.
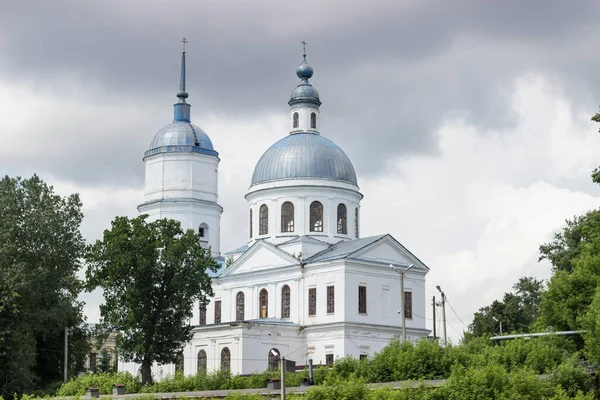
<box><xmin>139</xmin><ymin>39</ymin><xmax>222</xmax><ymax>259</ymax></box>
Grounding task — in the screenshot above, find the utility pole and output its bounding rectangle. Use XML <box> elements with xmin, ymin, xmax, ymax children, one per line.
<box><xmin>280</xmin><ymin>356</ymin><xmax>286</xmax><ymax>400</ymax></box>
<box><xmin>432</xmin><ymin>296</ymin><xmax>437</xmax><ymax>341</ymax></box>
<box><xmin>492</xmin><ymin>316</ymin><xmax>503</xmax><ymax>335</ymax></box>
<box><xmin>436</xmin><ymin>286</ymin><xmax>447</xmax><ymax>346</ymax></box>
<box><xmin>63</xmin><ymin>327</ymin><xmax>68</xmax><ymax>382</ymax></box>
<box><xmin>391</xmin><ymin>264</ymin><xmax>414</xmax><ymax>342</ymax></box>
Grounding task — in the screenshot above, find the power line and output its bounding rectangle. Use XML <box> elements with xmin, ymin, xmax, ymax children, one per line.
<box><xmin>445</xmin><ymin>298</ymin><xmax>468</xmax><ymax>329</ymax></box>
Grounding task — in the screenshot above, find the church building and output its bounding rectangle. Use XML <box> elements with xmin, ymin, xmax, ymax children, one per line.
<box><xmin>120</xmin><ymin>41</ymin><xmax>430</xmax><ymax>378</ymax></box>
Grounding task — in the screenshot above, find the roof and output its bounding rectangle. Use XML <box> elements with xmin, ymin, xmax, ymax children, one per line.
<box><xmin>250</xmin><ymin>132</ymin><xmax>358</xmax><ymax>187</ymax></box>
<box><xmin>305</xmin><ymin>234</ymin><xmax>386</xmax><ymax>263</ymax></box>
<box><xmin>207</xmin><ymin>256</ymin><xmax>226</xmax><ymax>278</ymax></box>
<box><xmin>145</xmin><ymin>121</ymin><xmax>218</xmax><ymax>159</ymax></box>
<box><xmin>225</xmin><ymin>244</ymin><xmax>250</xmax><ymax>255</ymax></box>
<box><xmin>277</xmin><ymin>235</ymin><xmax>329</xmax><ymax>247</ymax></box>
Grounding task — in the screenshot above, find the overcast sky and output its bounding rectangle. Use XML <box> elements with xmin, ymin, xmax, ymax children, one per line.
<box><xmin>3</xmin><ymin>0</ymin><xmax>600</xmax><ymax>343</ymax></box>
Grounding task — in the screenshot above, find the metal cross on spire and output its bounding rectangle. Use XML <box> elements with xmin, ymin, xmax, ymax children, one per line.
<box><xmin>301</xmin><ymin>38</ymin><xmax>307</xmax><ymax>59</ymax></box>
<box><xmin>181</xmin><ymin>37</ymin><xmax>188</xmax><ymax>53</ymax></box>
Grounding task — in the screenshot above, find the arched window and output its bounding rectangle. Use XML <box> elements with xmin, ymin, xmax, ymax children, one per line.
<box><xmin>268</xmin><ymin>348</ymin><xmax>280</xmax><ymax>370</ymax></box>
<box><xmin>293</xmin><ymin>112</ymin><xmax>299</xmax><ymax>128</ymax></box>
<box><xmin>310</xmin><ymin>112</ymin><xmax>316</xmax><ymax>129</ymax></box>
<box><xmin>236</xmin><ymin>291</ymin><xmax>245</xmax><ymax>321</ymax></box>
<box><xmin>355</xmin><ymin>207</ymin><xmax>359</xmax><ymax>238</ymax></box>
<box><xmin>310</xmin><ymin>201</ymin><xmax>324</xmax><ymax>232</ymax></box>
<box><xmin>249</xmin><ymin>209</ymin><xmax>253</xmax><ymax>238</ymax></box>
<box><xmin>259</xmin><ymin>289</ymin><xmax>268</xmax><ymax>319</ymax></box>
<box><xmin>259</xmin><ymin>204</ymin><xmax>269</xmax><ymax>235</ymax></box>
<box><xmin>175</xmin><ymin>352</ymin><xmax>184</xmax><ymax>374</ymax></box>
<box><xmin>221</xmin><ymin>347</ymin><xmax>231</xmax><ymax>371</ymax></box>
<box><xmin>281</xmin><ymin>285</ymin><xmax>291</xmax><ymax>318</ymax></box>
<box><xmin>281</xmin><ymin>202</ymin><xmax>294</xmax><ymax>233</ymax></box>
<box><xmin>198</xmin><ymin>223</ymin><xmax>209</xmax><ymax>242</ymax></box>
<box><xmin>197</xmin><ymin>350</ymin><xmax>207</xmax><ymax>374</ymax></box>
<box><xmin>337</xmin><ymin>204</ymin><xmax>347</xmax><ymax>234</ymax></box>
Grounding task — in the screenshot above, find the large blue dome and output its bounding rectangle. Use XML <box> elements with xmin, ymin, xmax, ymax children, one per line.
<box><xmin>251</xmin><ymin>132</ymin><xmax>357</xmax><ymax>187</ymax></box>
<box><xmin>144</xmin><ymin>121</ymin><xmax>218</xmax><ymax>159</ymax></box>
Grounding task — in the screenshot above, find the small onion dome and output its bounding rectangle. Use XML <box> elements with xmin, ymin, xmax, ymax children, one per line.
<box><xmin>289</xmin><ymin>58</ymin><xmax>321</xmax><ymax>107</ymax></box>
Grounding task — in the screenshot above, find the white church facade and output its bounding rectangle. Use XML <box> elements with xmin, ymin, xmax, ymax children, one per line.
<box><xmin>120</xmin><ymin>42</ymin><xmax>430</xmax><ymax>378</ymax></box>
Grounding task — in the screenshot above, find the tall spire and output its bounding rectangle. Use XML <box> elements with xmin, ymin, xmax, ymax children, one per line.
<box><xmin>174</xmin><ymin>37</ymin><xmax>191</xmax><ymax>122</ymax></box>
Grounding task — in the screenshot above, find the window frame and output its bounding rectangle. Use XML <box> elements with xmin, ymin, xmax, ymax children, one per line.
<box><xmin>281</xmin><ymin>285</ymin><xmax>291</xmax><ymax>318</ymax></box>
<box><xmin>309</xmin><ymin>201</ymin><xmax>324</xmax><ymax>232</ymax></box>
<box><xmin>221</xmin><ymin>347</ymin><xmax>231</xmax><ymax>371</ymax></box>
<box><xmin>259</xmin><ymin>288</ymin><xmax>268</xmax><ymax>319</ymax></box>
<box><xmin>259</xmin><ymin>204</ymin><xmax>269</xmax><ymax>235</ymax></box>
<box><xmin>281</xmin><ymin>202</ymin><xmax>295</xmax><ymax>233</ymax></box>
<box><xmin>197</xmin><ymin>349</ymin><xmax>207</xmax><ymax>374</ymax></box>
<box><xmin>268</xmin><ymin>348</ymin><xmax>280</xmax><ymax>370</ymax></box>
<box><xmin>308</xmin><ymin>287</ymin><xmax>317</xmax><ymax>316</ymax></box>
<box><xmin>214</xmin><ymin>300</ymin><xmax>222</xmax><ymax>324</ymax></box>
<box><xmin>337</xmin><ymin>204</ymin><xmax>347</xmax><ymax>234</ymax></box>
<box><xmin>355</xmin><ymin>207</ymin><xmax>359</xmax><ymax>238</ymax></box>
<box><xmin>404</xmin><ymin>291</ymin><xmax>413</xmax><ymax>320</ymax></box>
<box><xmin>358</xmin><ymin>286</ymin><xmax>367</xmax><ymax>314</ymax></box>
<box><xmin>236</xmin><ymin>291</ymin><xmax>245</xmax><ymax>321</ymax></box>
<box><xmin>175</xmin><ymin>352</ymin><xmax>184</xmax><ymax>374</ymax></box>
<box><xmin>327</xmin><ymin>285</ymin><xmax>335</xmax><ymax>314</ymax></box>
<box><xmin>199</xmin><ymin>304</ymin><xmax>207</xmax><ymax>325</ymax></box>
<box><xmin>325</xmin><ymin>354</ymin><xmax>334</xmax><ymax>366</ymax></box>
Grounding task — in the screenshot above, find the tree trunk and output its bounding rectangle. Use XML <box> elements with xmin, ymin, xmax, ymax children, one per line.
<box><xmin>141</xmin><ymin>358</ymin><xmax>153</xmax><ymax>386</ymax></box>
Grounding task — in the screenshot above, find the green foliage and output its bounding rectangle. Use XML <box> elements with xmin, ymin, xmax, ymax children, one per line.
<box><xmin>54</xmin><ymin>336</ymin><xmax>593</xmax><ymax>398</ymax></box>
<box><xmin>465</xmin><ymin>277</ymin><xmax>545</xmax><ymax>340</ymax></box>
<box><xmin>85</xmin><ymin>215</ymin><xmax>220</xmax><ymax>384</ymax></box>
<box><xmin>0</xmin><ymin>175</ymin><xmax>86</xmax><ymax>398</ymax></box>
<box><xmin>540</xmin><ymin>225</ymin><xmax>600</xmax><ymax>332</ymax></box>
<box><xmin>580</xmin><ymin>285</ymin><xmax>600</xmax><ymax>363</ymax></box>
<box><xmin>56</xmin><ymin>372</ymin><xmax>142</xmax><ymax>396</ymax></box>
<box><xmin>303</xmin><ymin>376</ymin><xmax>370</xmax><ymax>400</ymax></box>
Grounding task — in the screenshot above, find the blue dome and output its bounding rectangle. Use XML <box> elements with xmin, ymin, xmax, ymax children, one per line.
<box><xmin>296</xmin><ymin>61</ymin><xmax>314</xmax><ymax>79</ymax></box>
<box><xmin>144</xmin><ymin>121</ymin><xmax>218</xmax><ymax>159</ymax></box>
<box><xmin>290</xmin><ymin>84</ymin><xmax>320</xmax><ymax>105</ymax></box>
<box><xmin>251</xmin><ymin>132</ymin><xmax>357</xmax><ymax>187</ymax></box>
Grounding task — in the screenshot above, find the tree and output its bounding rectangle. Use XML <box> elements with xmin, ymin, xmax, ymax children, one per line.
<box><xmin>0</xmin><ymin>175</ymin><xmax>85</xmax><ymax>397</ymax></box>
<box><xmin>539</xmin><ymin>231</ymin><xmax>600</xmax><ymax>332</ymax></box>
<box><xmin>465</xmin><ymin>277</ymin><xmax>544</xmax><ymax>340</ymax></box>
<box><xmin>86</xmin><ymin>215</ymin><xmax>219</xmax><ymax>385</ymax></box>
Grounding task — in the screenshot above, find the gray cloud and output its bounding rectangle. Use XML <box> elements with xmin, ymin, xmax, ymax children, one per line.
<box><xmin>2</xmin><ymin>0</ymin><xmax>600</xmax><ymax>185</ymax></box>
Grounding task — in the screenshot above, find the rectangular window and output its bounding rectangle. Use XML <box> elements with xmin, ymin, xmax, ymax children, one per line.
<box><xmin>199</xmin><ymin>305</ymin><xmax>207</xmax><ymax>325</ymax></box>
<box><xmin>90</xmin><ymin>352</ymin><xmax>97</xmax><ymax>372</ymax></box>
<box><xmin>308</xmin><ymin>288</ymin><xmax>317</xmax><ymax>316</ymax></box>
<box><xmin>359</xmin><ymin>354</ymin><xmax>368</xmax><ymax>361</ymax></box>
<box><xmin>214</xmin><ymin>300</ymin><xmax>221</xmax><ymax>324</ymax></box>
<box><xmin>325</xmin><ymin>354</ymin><xmax>334</xmax><ymax>366</ymax></box>
<box><xmin>327</xmin><ymin>286</ymin><xmax>335</xmax><ymax>314</ymax></box>
<box><xmin>404</xmin><ymin>292</ymin><xmax>412</xmax><ymax>319</ymax></box>
<box><xmin>358</xmin><ymin>286</ymin><xmax>367</xmax><ymax>314</ymax></box>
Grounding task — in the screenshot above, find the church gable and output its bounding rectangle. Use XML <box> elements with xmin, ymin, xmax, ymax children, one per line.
<box><xmin>350</xmin><ymin>236</ymin><xmax>429</xmax><ymax>270</ymax></box>
<box><xmin>221</xmin><ymin>242</ymin><xmax>298</xmax><ymax>276</ymax></box>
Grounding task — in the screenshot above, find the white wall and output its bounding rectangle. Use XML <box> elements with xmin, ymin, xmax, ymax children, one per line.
<box><xmin>140</xmin><ymin>151</ymin><xmax>222</xmax><ymax>256</ymax></box>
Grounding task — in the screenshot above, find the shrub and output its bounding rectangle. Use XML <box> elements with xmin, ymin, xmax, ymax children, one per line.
<box><xmin>56</xmin><ymin>372</ymin><xmax>141</xmax><ymax>396</ymax></box>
